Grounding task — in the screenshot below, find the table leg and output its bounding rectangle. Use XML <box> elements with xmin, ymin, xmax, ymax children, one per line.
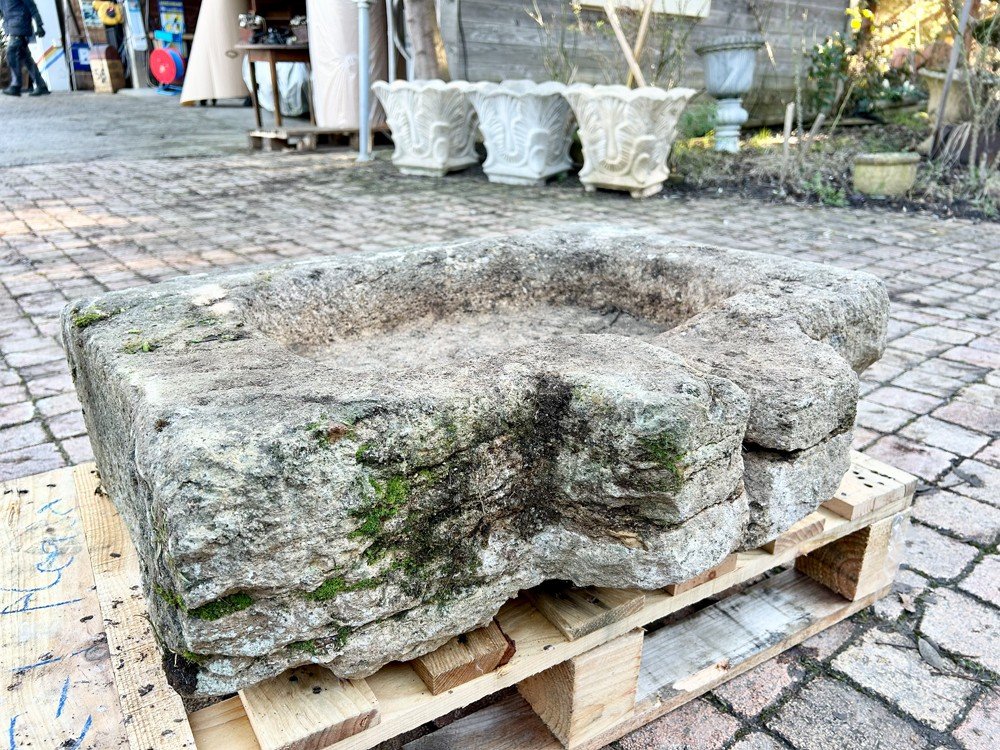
<box><xmin>306</xmin><ymin>63</ymin><xmax>317</xmax><ymax>126</ymax></box>
<box><xmin>269</xmin><ymin>57</ymin><xmax>282</xmax><ymax>128</ymax></box>
<box><xmin>248</xmin><ymin>58</ymin><xmax>262</xmax><ymax>128</ymax></box>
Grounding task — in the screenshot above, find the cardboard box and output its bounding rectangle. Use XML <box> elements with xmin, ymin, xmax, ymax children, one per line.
<box><xmin>89</xmin><ymin>44</ymin><xmax>126</xmax><ymax>93</ymax></box>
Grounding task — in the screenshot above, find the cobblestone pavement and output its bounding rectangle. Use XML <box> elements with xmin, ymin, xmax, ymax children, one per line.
<box><xmin>1</xmin><ymin>143</ymin><xmax>998</xmax><ymax>749</ymax></box>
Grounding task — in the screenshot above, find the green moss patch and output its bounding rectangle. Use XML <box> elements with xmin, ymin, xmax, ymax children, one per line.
<box><xmin>349</xmin><ymin>475</ymin><xmax>410</xmax><ymax>541</ymax></box>
<box><xmin>306</xmin><ymin>575</ymin><xmax>380</xmax><ymax>602</ymax></box>
<box><xmin>288</xmin><ymin>639</ymin><xmax>318</xmax><ymax>655</ymax></box>
<box><xmin>72</xmin><ymin>307</ymin><xmax>113</xmax><ymax>328</ymax></box>
<box><xmin>189</xmin><ymin>592</ymin><xmax>254</xmax><ymax>621</ymax></box>
<box><xmin>641</xmin><ymin>433</ymin><xmax>687</xmax><ymax>491</ymax></box>
<box><xmin>122</xmin><ymin>337</ymin><xmax>160</xmax><ymax>354</ymax></box>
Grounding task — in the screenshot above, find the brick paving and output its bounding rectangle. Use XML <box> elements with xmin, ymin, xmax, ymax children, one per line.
<box><xmin>1</xmin><ymin>107</ymin><xmax>999</xmax><ymax>748</ymax></box>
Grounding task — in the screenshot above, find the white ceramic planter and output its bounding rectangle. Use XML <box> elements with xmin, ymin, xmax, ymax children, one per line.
<box><xmin>696</xmin><ymin>35</ymin><xmax>765</xmax><ymax>153</ymax></box>
<box><xmin>562</xmin><ymin>84</ymin><xmax>696</xmax><ymax>198</ymax></box>
<box><xmin>465</xmin><ymin>80</ymin><xmax>576</xmax><ymax>186</ymax></box>
<box><xmin>372</xmin><ymin>79</ymin><xmax>479</xmax><ymax>176</ymax></box>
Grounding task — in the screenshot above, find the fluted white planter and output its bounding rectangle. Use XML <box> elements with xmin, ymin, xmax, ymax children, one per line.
<box><xmin>372</xmin><ymin>79</ymin><xmax>479</xmax><ymax>176</ymax></box>
<box><xmin>562</xmin><ymin>85</ymin><xmax>696</xmax><ymax>199</ymax></box>
<box><xmin>465</xmin><ymin>80</ymin><xmax>576</xmax><ymax>186</ymax></box>
<box><xmin>696</xmin><ymin>35</ymin><xmax>765</xmax><ymax>153</ymax></box>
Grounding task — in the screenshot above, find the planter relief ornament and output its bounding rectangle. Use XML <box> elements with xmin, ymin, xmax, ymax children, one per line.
<box><xmin>372</xmin><ymin>79</ymin><xmax>479</xmax><ymax>176</ymax></box>
<box><xmin>696</xmin><ymin>35</ymin><xmax>766</xmax><ymax>153</ymax></box>
<box><xmin>562</xmin><ymin>84</ymin><xmax>696</xmax><ymax>198</ymax></box>
<box><xmin>465</xmin><ymin>80</ymin><xmax>576</xmax><ymax>186</ymax></box>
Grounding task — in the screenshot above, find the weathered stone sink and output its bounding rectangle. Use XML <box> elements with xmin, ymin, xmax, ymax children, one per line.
<box><xmin>62</xmin><ymin>227</ymin><xmax>888</xmax><ymax>696</ymax></box>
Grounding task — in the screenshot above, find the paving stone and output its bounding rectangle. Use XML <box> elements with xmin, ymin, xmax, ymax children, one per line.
<box><xmin>800</xmin><ymin>620</ymin><xmax>858</xmax><ymax>661</ymax></box>
<box><xmin>933</xmin><ymin>401</ymin><xmax>1000</xmax><ymax>434</ymax></box>
<box><xmin>832</xmin><ymin>629</ymin><xmax>977</xmax><ymax>731</ymax></box>
<box><xmin>903</xmin><ymin>523</ymin><xmax>979</xmax><ymax>580</ymax></box>
<box><xmin>921</xmin><ymin>588</ymin><xmax>1000</xmax><ymax>674</ymax></box>
<box><xmin>0</xmin><ymin>401</ymin><xmax>34</xmax><ymax>428</ymax></box>
<box><xmin>974</xmin><ymin>440</ymin><xmax>1000</xmax><ymax>467</ymax></box>
<box><xmin>867</xmin><ymin>386</ymin><xmax>945</xmax><ymax>415</ymax></box>
<box><xmin>856</xmin><ymin>401</ymin><xmax>918</xmax><ymax>432</ymax></box>
<box><xmin>873</xmin><ymin>568</ymin><xmax>928</xmax><ymax>621</ymax></box>
<box><xmin>900</xmin><ymin>416</ymin><xmax>990</xmax><ymax>456</ymax></box>
<box><xmin>617</xmin><ymin>698</ymin><xmax>741</xmax><ymax>750</ymax></box>
<box><xmin>942</xmin><ymin>346</ymin><xmax>1000</xmax><ymax>369</ymax></box>
<box><xmin>0</xmin><ymin>421</ymin><xmax>47</xmax><ymax>453</ymax></box>
<box><xmin>730</xmin><ymin>733</ymin><xmax>786</xmax><ymax>750</ymax></box>
<box><xmin>714</xmin><ymin>652</ymin><xmax>804</xmax><ymax>717</ymax></box>
<box><xmin>865</xmin><ymin>436</ymin><xmax>957</xmax><ymax>482</ymax></box>
<box><xmin>940</xmin><ymin>460</ymin><xmax>1000</xmax><ymax>506</ymax></box>
<box><xmin>913</xmin><ymin>488</ymin><xmax>1000</xmax><ymax>545</ymax></box>
<box><xmin>60</xmin><ymin>435</ymin><xmax>94</xmax><ymax>465</ymax></box>
<box><xmin>953</xmin><ymin>690</ymin><xmax>1000</xmax><ymax>750</ymax></box>
<box><xmin>959</xmin><ymin>555</ymin><xmax>1000</xmax><ymax>605</ymax></box>
<box><xmin>768</xmin><ymin>677</ymin><xmax>929</xmax><ymax>750</ymax></box>
<box><xmin>912</xmin><ymin>326</ymin><xmax>978</xmax><ymax>345</ymax></box>
<box><xmin>0</xmin><ymin>442</ymin><xmax>65</xmax><ymax>482</ymax></box>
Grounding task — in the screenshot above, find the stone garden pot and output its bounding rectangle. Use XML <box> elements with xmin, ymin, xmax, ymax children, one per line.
<box><xmin>696</xmin><ymin>35</ymin><xmax>765</xmax><ymax>153</ymax></box>
<box><xmin>919</xmin><ymin>69</ymin><xmax>973</xmax><ymax>125</ymax></box>
<box><xmin>465</xmin><ymin>80</ymin><xmax>576</xmax><ymax>186</ymax></box>
<box><xmin>853</xmin><ymin>152</ymin><xmax>920</xmax><ymax>198</ymax></box>
<box><xmin>372</xmin><ymin>79</ymin><xmax>479</xmax><ymax>176</ymax></box>
<box><xmin>562</xmin><ymin>85</ymin><xmax>696</xmax><ymax>198</ymax></box>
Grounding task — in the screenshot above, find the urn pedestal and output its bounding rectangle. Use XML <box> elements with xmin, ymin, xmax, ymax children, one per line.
<box><xmin>561</xmin><ymin>85</ymin><xmax>696</xmax><ymax>198</ymax></box>
<box><xmin>372</xmin><ymin>79</ymin><xmax>479</xmax><ymax>176</ymax></box>
<box><xmin>465</xmin><ymin>80</ymin><xmax>576</xmax><ymax>186</ymax></box>
<box><xmin>696</xmin><ymin>36</ymin><xmax>765</xmax><ymax>153</ymax></box>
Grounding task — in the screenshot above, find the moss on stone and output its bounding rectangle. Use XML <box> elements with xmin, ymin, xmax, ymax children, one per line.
<box><xmin>72</xmin><ymin>307</ymin><xmax>112</xmax><ymax>328</ymax></box>
<box><xmin>288</xmin><ymin>639</ymin><xmax>318</xmax><ymax>655</ymax></box>
<box><xmin>154</xmin><ymin>584</ymin><xmax>184</xmax><ymax>609</ymax></box>
<box><xmin>122</xmin><ymin>337</ymin><xmax>160</xmax><ymax>354</ymax></box>
<box><xmin>306</xmin><ymin>575</ymin><xmax>380</xmax><ymax>602</ymax></box>
<box><xmin>641</xmin><ymin>433</ymin><xmax>687</xmax><ymax>490</ymax></box>
<box><xmin>349</xmin><ymin>475</ymin><xmax>410</xmax><ymax>541</ymax></box>
<box><xmin>189</xmin><ymin>592</ymin><xmax>254</xmax><ymax>621</ymax></box>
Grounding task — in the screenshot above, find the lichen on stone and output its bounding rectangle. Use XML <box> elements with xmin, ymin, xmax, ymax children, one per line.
<box><xmin>189</xmin><ymin>592</ymin><xmax>254</xmax><ymax>621</ymax></box>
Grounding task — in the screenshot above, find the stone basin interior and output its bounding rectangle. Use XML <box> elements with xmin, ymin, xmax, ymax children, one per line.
<box><xmin>285</xmin><ymin>304</ymin><xmax>666</xmax><ymax>373</ymax></box>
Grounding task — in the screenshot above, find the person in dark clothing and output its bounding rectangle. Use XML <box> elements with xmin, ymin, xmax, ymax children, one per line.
<box><xmin>1</xmin><ymin>0</ymin><xmax>49</xmax><ymax>96</ymax></box>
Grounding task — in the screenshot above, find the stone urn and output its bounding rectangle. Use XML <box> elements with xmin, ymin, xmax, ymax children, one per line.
<box><xmin>918</xmin><ymin>69</ymin><xmax>974</xmax><ymax>125</ymax></box>
<box><xmin>696</xmin><ymin>35</ymin><xmax>765</xmax><ymax>153</ymax></box>
<box><xmin>561</xmin><ymin>84</ymin><xmax>696</xmax><ymax>198</ymax></box>
<box><xmin>372</xmin><ymin>79</ymin><xmax>479</xmax><ymax>176</ymax></box>
<box><xmin>464</xmin><ymin>80</ymin><xmax>576</xmax><ymax>186</ymax></box>
<box><xmin>853</xmin><ymin>152</ymin><xmax>920</xmax><ymax>198</ymax></box>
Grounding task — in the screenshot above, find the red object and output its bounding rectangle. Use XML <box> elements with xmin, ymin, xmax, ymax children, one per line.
<box><xmin>150</xmin><ymin>48</ymin><xmax>185</xmax><ymax>84</ymax></box>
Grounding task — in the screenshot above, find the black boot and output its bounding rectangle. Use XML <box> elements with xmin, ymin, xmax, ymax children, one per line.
<box><xmin>2</xmin><ymin>86</ymin><xmax>21</xmax><ymax>97</ymax></box>
<box><xmin>28</xmin><ymin>85</ymin><xmax>49</xmax><ymax>96</ymax></box>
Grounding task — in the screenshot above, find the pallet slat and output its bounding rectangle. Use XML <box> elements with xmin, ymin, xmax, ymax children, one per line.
<box><xmin>73</xmin><ymin>465</ymin><xmax>197</xmax><ymax>749</ymax></box>
<box><xmin>526</xmin><ymin>585</ymin><xmax>645</xmax><ymax>640</ymax></box>
<box><xmin>1</xmin><ymin>467</ymin><xmax>129</xmax><ymax>749</ymax></box>
<box><xmin>240</xmin><ymin>666</ymin><xmax>380</xmax><ymax>750</ymax></box>
<box><xmin>761</xmin><ymin>512</ymin><xmax>827</xmax><ymax>554</ymax></box>
<box><xmin>412</xmin><ymin>619</ymin><xmax>515</xmax><ymax>695</ymax></box>
<box><xmin>664</xmin><ymin>553</ymin><xmax>738</xmax><ymax>595</ymax></box>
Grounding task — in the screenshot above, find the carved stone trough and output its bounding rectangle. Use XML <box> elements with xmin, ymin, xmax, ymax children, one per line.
<box><xmin>63</xmin><ymin>227</ymin><xmax>888</xmax><ymax>696</ymax></box>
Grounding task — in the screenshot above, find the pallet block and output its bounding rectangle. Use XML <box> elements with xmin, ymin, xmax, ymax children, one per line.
<box><xmin>0</xmin><ymin>450</ymin><xmax>915</xmax><ymax>750</ymax></box>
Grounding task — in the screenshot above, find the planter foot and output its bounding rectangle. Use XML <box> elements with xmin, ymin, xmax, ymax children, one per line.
<box><xmin>630</xmin><ymin>184</ymin><xmax>664</xmax><ymax>199</ymax></box>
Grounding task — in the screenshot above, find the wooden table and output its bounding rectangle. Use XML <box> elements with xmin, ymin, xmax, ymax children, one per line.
<box><xmin>236</xmin><ymin>43</ymin><xmax>315</xmax><ymax>128</ymax></box>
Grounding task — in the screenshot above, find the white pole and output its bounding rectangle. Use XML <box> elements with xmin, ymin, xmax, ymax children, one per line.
<box><xmin>386</xmin><ymin>0</ymin><xmax>396</xmax><ymax>82</ymax></box>
<box><xmin>357</xmin><ymin>0</ymin><xmax>373</xmax><ymax>161</ymax></box>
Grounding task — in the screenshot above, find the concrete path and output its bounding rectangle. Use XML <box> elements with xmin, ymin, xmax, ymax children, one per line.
<box><xmin>0</xmin><ymin>92</ymin><xmax>997</xmax><ymax>750</ymax></box>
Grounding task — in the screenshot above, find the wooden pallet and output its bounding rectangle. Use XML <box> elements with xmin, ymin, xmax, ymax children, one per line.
<box><xmin>1</xmin><ymin>452</ymin><xmax>914</xmax><ymax>750</ymax></box>
<box><xmin>248</xmin><ymin>126</ymin><xmax>391</xmax><ymax>153</ymax></box>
